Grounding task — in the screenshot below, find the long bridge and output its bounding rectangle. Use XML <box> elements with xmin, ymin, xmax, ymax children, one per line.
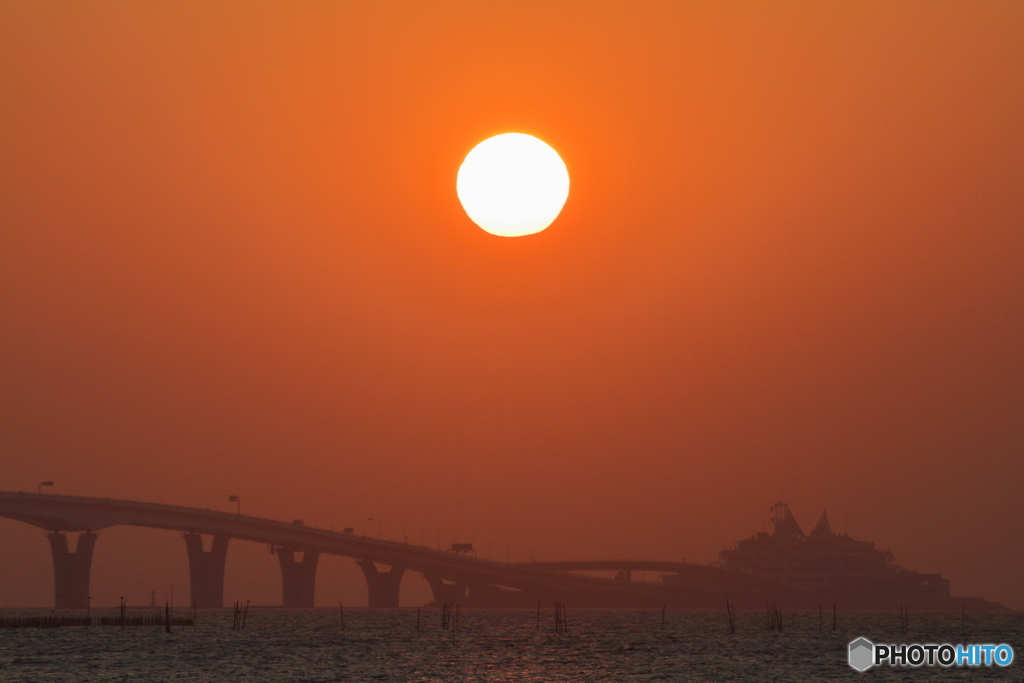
<box><xmin>0</xmin><ymin>491</ymin><xmax>771</xmax><ymax>610</ymax></box>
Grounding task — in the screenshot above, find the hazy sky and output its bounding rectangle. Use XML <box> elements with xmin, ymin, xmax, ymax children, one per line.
<box><xmin>2</xmin><ymin>2</ymin><xmax>1022</xmax><ymax>609</ymax></box>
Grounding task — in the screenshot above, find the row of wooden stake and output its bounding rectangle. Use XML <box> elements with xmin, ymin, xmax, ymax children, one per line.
<box><xmin>724</xmin><ymin>602</ymin><xmax>842</xmax><ymax>633</ymax></box>
<box><xmin>231</xmin><ymin>601</ymin><xmax>249</xmax><ymax>630</ymax></box>
<box><xmin>263</xmin><ymin>601</ymin><xmax>969</xmax><ymax>639</ymax></box>
<box><xmin>767</xmin><ymin>603</ymin><xmax>783</xmax><ymax>631</ymax></box>
<box><xmin>439</xmin><ymin>602</ymin><xmax>460</xmax><ymax>645</ymax></box>
<box><xmin>32</xmin><ymin>600</ymin><xmax>975</xmax><ymax>637</ymax></box>
<box><xmin>553</xmin><ymin>602</ymin><xmax>568</xmax><ymax>633</ymax></box>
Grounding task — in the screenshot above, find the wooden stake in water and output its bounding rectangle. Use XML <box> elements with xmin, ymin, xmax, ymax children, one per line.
<box><xmin>451</xmin><ymin>605</ymin><xmax>458</xmax><ymax>646</ymax></box>
<box><xmin>898</xmin><ymin>604</ymin><xmax>911</xmax><ymax>632</ymax></box>
<box><xmin>833</xmin><ymin>604</ymin><xmax>836</xmax><ymax>631</ymax></box>
<box><xmin>536</xmin><ymin>602</ymin><xmax>541</xmax><ymax>630</ymax></box>
<box><xmin>165</xmin><ymin>602</ymin><xmax>171</xmax><ymax>633</ymax></box>
<box><xmin>767</xmin><ymin>603</ymin><xmax>782</xmax><ymax>632</ymax></box>
<box><xmin>661</xmin><ymin>603</ymin><xmax>666</xmax><ymax>630</ymax></box>
<box><xmin>417</xmin><ymin>606</ymin><xmax>420</xmax><ymax>632</ymax></box>
<box><xmin>340</xmin><ymin>602</ymin><xmax>345</xmax><ymax>631</ymax></box>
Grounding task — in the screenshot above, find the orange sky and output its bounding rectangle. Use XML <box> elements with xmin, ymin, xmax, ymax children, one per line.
<box><xmin>1</xmin><ymin>2</ymin><xmax>1022</xmax><ymax>609</ymax></box>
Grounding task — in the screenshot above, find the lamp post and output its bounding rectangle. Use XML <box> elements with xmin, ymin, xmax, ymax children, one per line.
<box><xmin>228</xmin><ymin>495</ymin><xmax>241</xmax><ymax>515</ymax></box>
<box><xmin>38</xmin><ymin>481</ymin><xmax>53</xmax><ymax>494</ymax></box>
<box><xmin>364</xmin><ymin>517</ymin><xmax>373</xmax><ymax>537</ymax></box>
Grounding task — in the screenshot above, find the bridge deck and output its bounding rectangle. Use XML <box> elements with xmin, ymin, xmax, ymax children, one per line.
<box><xmin>0</xmin><ymin>491</ymin><xmax>780</xmax><ymax>606</ymax></box>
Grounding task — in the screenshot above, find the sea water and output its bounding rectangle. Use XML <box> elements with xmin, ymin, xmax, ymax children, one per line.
<box><xmin>0</xmin><ymin>608</ymin><xmax>1020</xmax><ymax>681</ymax></box>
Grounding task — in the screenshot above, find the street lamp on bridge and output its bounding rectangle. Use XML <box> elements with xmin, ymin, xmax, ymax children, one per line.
<box><xmin>228</xmin><ymin>495</ymin><xmax>240</xmax><ymax>515</ymax></box>
<box><xmin>38</xmin><ymin>481</ymin><xmax>53</xmax><ymax>494</ymax></box>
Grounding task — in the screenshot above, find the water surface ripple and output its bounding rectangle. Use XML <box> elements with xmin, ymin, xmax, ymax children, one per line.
<box><xmin>0</xmin><ymin>608</ymin><xmax>1019</xmax><ymax>682</ymax></box>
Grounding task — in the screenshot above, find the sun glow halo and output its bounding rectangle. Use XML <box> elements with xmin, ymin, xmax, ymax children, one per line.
<box><xmin>456</xmin><ymin>133</ymin><xmax>569</xmax><ymax>237</ymax></box>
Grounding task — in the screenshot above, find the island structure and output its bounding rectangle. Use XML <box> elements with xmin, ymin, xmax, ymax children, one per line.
<box><xmin>661</xmin><ymin>502</ymin><xmax>1004</xmax><ymax>610</ymax></box>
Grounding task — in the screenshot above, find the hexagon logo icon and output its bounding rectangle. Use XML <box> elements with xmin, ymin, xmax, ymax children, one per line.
<box><xmin>848</xmin><ymin>637</ymin><xmax>874</xmax><ymax>671</ymax></box>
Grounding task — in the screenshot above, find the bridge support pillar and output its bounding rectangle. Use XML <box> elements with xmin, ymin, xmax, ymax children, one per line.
<box><xmin>356</xmin><ymin>560</ymin><xmax>405</xmax><ymax>607</ymax></box>
<box><xmin>48</xmin><ymin>531</ymin><xmax>97</xmax><ymax>609</ymax></box>
<box><xmin>423</xmin><ymin>573</ymin><xmax>468</xmax><ymax>605</ymax></box>
<box><xmin>183</xmin><ymin>533</ymin><xmax>230</xmax><ymax>608</ymax></box>
<box><xmin>277</xmin><ymin>548</ymin><xmax>319</xmax><ymax>607</ymax></box>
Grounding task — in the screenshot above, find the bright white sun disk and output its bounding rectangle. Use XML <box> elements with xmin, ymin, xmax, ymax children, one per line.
<box><xmin>456</xmin><ymin>133</ymin><xmax>569</xmax><ymax>237</ymax></box>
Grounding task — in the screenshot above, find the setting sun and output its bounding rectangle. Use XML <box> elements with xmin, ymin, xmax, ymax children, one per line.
<box><xmin>456</xmin><ymin>133</ymin><xmax>569</xmax><ymax>237</ymax></box>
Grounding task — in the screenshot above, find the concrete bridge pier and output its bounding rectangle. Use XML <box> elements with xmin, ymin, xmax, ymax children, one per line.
<box><xmin>423</xmin><ymin>573</ymin><xmax>468</xmax><ymax>605</ymax></box>
<box><xmin>277</xmin><ymin>547</ymin><xmax>319</xmax><ymax>607</ymax></box>
<box><xmin>356</xmin><ymin>560</ymin><xmax>406</xmax><ymax>607</ymax></box>
<box><xmin>183</xmin><ymin>533</ymin><xmax>230</xmax><ymax>608</ymax></box>
<box><xmin>48</xmin><ymin>531</ymin><xmax>97</xmax><ymax>609</ymax></box>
